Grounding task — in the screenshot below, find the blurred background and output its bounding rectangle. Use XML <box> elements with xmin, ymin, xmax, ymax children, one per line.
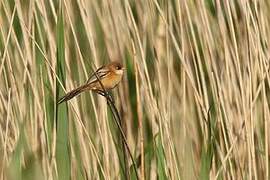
<box><xmin>0</xmin><ymin>0</ymin><xmax>269</xmax><ymax>179</ymax></box>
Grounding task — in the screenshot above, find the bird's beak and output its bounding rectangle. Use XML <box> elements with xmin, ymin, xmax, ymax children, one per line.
<box><xmin>122</xmin><ymin>67</ymin><xmax>126</xmax><ymax>70</ymax></box>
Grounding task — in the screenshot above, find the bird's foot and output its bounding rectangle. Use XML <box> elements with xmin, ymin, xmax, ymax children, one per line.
<box><xmin>96</xmin><ymin>90</ymin><xmax>115</xmax><ymax>103</ymax></box>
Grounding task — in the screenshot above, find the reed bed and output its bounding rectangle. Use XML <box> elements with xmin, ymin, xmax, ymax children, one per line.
<box><xmin>0</xmin><ymin>0</ymin><xmax>269</xmax><ymax>179</ymax></box>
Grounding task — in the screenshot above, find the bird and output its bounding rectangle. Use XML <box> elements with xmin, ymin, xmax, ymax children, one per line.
<box><xmin>57</xmin><ymin>61</ymin><xmax>124</xmax><ymax>104</ymax></box>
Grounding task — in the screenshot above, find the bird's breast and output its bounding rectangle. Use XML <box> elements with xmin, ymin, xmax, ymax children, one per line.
<box><xmin>94</xmin><ymin>73</ymin><xmax>122</xmax><ymax>91</ymax></box>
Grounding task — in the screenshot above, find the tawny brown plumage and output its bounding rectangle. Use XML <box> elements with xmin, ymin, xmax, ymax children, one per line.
<box><xmin>58</xmin><ymin>61</ymin><xmax>124</xmax><ymax>104</ymax></box>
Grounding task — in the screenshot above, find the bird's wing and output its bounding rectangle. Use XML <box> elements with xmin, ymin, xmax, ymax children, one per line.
<box><xmin>86</xmin><ymin>66</ymin><xmax>110</xmax><ymax>84</ymax></box>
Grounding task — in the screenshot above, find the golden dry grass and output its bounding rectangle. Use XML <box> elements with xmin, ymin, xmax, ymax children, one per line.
<box><xmin>0</xmin><ymin>0</ymin><xmax>269</xmax><ymax>179</ymax></box>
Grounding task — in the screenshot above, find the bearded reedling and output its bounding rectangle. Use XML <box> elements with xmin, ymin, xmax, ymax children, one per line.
<box><xmin>58</xmin><ymin>61</ymin><xmax>124</xmax><ymax>104</ymax></box>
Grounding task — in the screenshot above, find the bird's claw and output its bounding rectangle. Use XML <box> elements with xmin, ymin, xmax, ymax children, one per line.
<box><xmin>97</xmin><ymin>90</ymin><xmax>115</xmax><ymax>103</ymax></box>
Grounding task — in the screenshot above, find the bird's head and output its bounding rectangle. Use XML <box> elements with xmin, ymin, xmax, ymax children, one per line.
<box><xmin>109</xmin><ymin>61</ymin><xmax>125</xmax><ymax>75</ymax></box>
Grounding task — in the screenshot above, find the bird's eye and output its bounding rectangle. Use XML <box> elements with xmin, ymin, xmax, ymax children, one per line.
<box><xmin>116</xmin><ymin>66</ymin><xmax>121</xmax><ymax>70</ymax></box>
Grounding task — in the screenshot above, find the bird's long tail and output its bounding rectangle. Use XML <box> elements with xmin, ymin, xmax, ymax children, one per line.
<box><xmin>57</xmin><ymin>84</ymin><xmax>91</xmax><ymax>104</ymax></box>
